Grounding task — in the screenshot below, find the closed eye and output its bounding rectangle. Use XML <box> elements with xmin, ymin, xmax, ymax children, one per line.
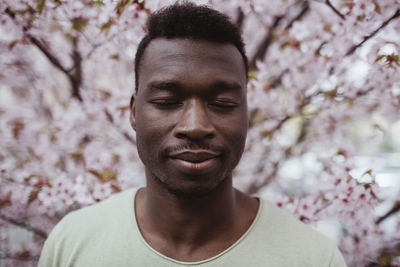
<box><xmin>209</xmin><ymin>100</ymin><xmax>238</xmax><ymax>109</ymax></box>
<box><xmin>150</xmin><ymin>99</ymin><xmax>183</xmax><ymax>108</ymax></box>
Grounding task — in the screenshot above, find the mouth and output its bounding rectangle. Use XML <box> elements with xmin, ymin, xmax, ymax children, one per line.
<box><xmin>169</xmin><ymin>150</ymin><xmax>219</xmax><ymax>162</ymax></box>
<box><xmin>168</xmin><ymin>150</ymin><xmax>220</xmax><ymax>174</ymax></box>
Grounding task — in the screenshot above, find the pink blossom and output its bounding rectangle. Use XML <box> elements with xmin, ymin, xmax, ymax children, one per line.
<box><xmin>1</xmin><ymin>0</ymin><xmax>400</xmax><ymax>266</ymax></box>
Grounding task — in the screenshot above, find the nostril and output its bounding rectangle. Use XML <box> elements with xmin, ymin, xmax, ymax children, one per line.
<box><xmin>176</xmin><ymin>133</ymin><xmax>186</xmax><ymax>139</ymax></box>
<box><xmin>175</xmin><ymin>131</ymin><xmax>214</xmax><ymax>140</ymax></box>
<box><xmin>204</xmin><ymin>133</ymin><xmax>214</xmax><ymax>139</ymax></box>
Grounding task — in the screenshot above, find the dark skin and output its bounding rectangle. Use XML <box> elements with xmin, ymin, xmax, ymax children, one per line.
<box><xmin>130</xmin><ymin>38</ymin><xmax>259</xmax><ymax>262</ymax></box>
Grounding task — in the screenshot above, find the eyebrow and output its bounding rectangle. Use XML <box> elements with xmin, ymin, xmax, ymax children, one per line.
<box><xmin>147</xmin><ymin>80</ymin><xmax>243</xmax><ymax>93</ymax></box>
<box><xmin>147</xmin><ymin>81</ymin><xmax>183</xmax><ymax>91</ymax></box>
<box><xmin>210</xmin><ymin>81</ymin><xmax>243</xmax><ymax>92</ymax></box>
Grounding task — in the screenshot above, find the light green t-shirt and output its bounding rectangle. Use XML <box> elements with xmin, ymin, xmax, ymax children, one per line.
<box><xmin>38</xmin><ymin>188</ymin><xmax>347</xmax><ymax>267</ymax></box>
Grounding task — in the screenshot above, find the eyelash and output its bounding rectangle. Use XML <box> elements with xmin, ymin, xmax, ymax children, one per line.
<box><xmin>149</xmin><ymin>99</ymin><xmax>238</xmax><ymax>109</ymax></box>
<box><xmin>150</xmin><ymin>99</ymin><xmax>182</xmax><ymax>108</ymax></box>
<box><xmin>209</xmin><ymin>101</ymin><xmax>238</xmax><ymax>109</ymax></box>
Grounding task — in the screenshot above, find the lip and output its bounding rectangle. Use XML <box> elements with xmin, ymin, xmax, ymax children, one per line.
<box><xmin>169</xmin><ymin>150</ymin><xmax>219</xmax><ymax>162</ymax></box>
<box><xmin>168</xmin><ymin>150</ymin><xmax>220</xmax><ymax>175</ymax></box>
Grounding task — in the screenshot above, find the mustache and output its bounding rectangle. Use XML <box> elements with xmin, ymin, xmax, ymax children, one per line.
<box><xmin>162</xmin><ymin>143</ymin><xmax>225</xmax><ymax>157</ymax></box>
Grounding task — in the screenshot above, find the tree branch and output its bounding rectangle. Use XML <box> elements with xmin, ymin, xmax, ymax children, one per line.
<box><xmin>245</xmin><ymin>115</ymin><xmax>290</xmax><ymax>193</ymax></box>
<box><xmin>249</xmin><ymin>1</ymin><xmax>310</xmax><ymax>70</ymax></box>
<box><xmin>5</xmin><ymin>8</ymin><xmax>69</xmax><ymax>74</ymax></box>
<box><xmin>325</xmin><ymin>0</ymin><xmax>345</xmax><ymax>20</ymax></box>
<box><xmin>346</xmin><ymin>8</ymin><xmax>400</xmax><ymax>56</ymax></box>
<box><xmin>269</xmin><ymin>69</ymin><xmax>289</xmax><ymax>89</ymax></box>
<box><xmin>245</xmin><ymin>86</ymin><xmax>320</xmax><ymax>194</ymax></box>
<box><xmin>235</xmin><ymin>7</ymin><xmax>245</xmax><ymax>33</ymax></box>
<box><xmin>104</xmin><ymin>109</ymin><xmax>136</xmax><ymax>145</ymax></box>
<box><xmin>285</xmin><ymin>1</ymin><xmax>310</xmax><ymax>30</ymax></box>
<box><xmin>246</xmin><ymin>161</ymin><xmax>279</xmax><ymax>195</ymax></box>
<box><xmin>249</xmin><ymin>15</ymin><xmax>283</xmax><ymax>70</ymax></box>
<box><xmin>4</xmin><ymin>7</ymin><xmax>83</xmax><ymax>101</ymax></box>
<box><xmin>0</xmin><ymin>214</ymin><xmax>47</xmax><ymax>239</ymax></box>
<box><xmin>69</xmin><ymin>37</ymin><xmax>83</xmax><ymax>101</ymax></box>
<box><xmin>247</xmin><ymin>83</ymin><xmax>374</xmax><ymax>194</ymax></box>
<box><xmin>27</xmin><ymin>33</ymin><xmax>70</xmax><ymax>75</ymax></box>
<box><xmin>0</xmin><ymin>253</ymin><xmax>39</xmax><ymax>262</ymax></box>
<box><xmin>376</xmin><ymin>201</ymin><xmax>400</xmax><ymax>224</ymax></box>
<box><xmin>366</xmin><ymin>241</ymin><xmax>400</xmax><ymax>267</ymax></box>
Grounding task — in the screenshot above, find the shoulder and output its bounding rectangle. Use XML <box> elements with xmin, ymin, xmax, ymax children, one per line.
<box><xmin>258</xmin><ymin>199</ymin><xmax>336</xmax><ymax>248</ymax></box>
<box><xmin>38</xmin><ymin>188</ymin><xmax>140</xmax><ymax>266</ymax></box>
<box><xmin>49</xmin><ymin>188</ymin><xmax>134</xmax><ymax>233</ymax></box>
<box><xmin>258</xmin><ymin>200</ymin><xmax>327</xmax><ymax>242</ymax></box>
<box><xmin>242</xmin><ymin>199</ymin><xmax>347</xmax><ymax>266</ymax></box>
<box><xmin>64</xmin><ymin>187</ymin><xmax>136</xmax><ymax>220</ymax></box>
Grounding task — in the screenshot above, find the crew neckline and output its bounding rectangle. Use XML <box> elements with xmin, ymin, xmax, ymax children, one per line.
<box><xmin>130</xmin><ymin>187</ymin><xmax>263</xmax><ymax>265</ymax></box>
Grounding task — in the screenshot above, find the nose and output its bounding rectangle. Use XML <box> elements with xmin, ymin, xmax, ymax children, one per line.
<box><xmin>174</xmin><ymin>99</ymin><xmax>215</xmax><ymax>140</ymax></box>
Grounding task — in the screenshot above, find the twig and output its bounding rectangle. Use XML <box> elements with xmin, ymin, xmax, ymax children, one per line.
<box><xmin>4</xmin><ymin>7</ymin><xmax>83</xmax><ymax>101</ymax></box>
<box><xmin>246</xmin><ymin>85</ymin><xmax>320</xmax><ymax>194</ymax></box>
<box><xmin>346</xmin><ymin>9</ymin><xmax>400</xmax><ymax>56</ymax></box>
<box><xmin>249</xmin><ymin>1</ymin><xmax>310</xmax><ymax>70</ymax></box>
<box><xmin>0</xmin><ymin>176</ymin><xmax>36</xmax><ymax>188</ymax></box>
<box><xmin>269</xmin><ymin>69</ymin><xmax>289</xmax><ymax>89</ymax></box>
<box><xmin>5</xmin><ymin>8</ymin><xmax>68</xmax><ymax>74</ymax></box>
<box><xmin>325</xmin><ymin>0</ymin><xmax>345</xmax><ymax>20</ymax></box>
<box><xmin>246</xmin><ymin>161</ymin><xmax>280</xmax><ymax>195</ymax></box>
<box><xmin>366</xmin><ymin>240</ymin><xmax>400</xmax><ymax>267</ymax></box>
<box><xmin>285</xmin><ymin>1</ymin><xmax>310</xmax><ymax>30</ymax></box>
<box><xmin>245</xmin><ymin>115</ymin><xmax>290</xmax><ymax>194</ymax></box>
<box><xmin>0</xmin><ymin>214</ymin><xmax>47</xmax><ymax>238</ymax></box>
<box><xmin>249</xmin><ymin>15</ymin><xmax>283</xmax><ymax>70</ymax></box>
<box><xmin>235</xmin><ymin>7</ymin><xmax>245</xmax><ymax>33</ymax></box>
<box><xmin>295</xmin><ymin>115</ymin><xmax>310</xmax><ymax>144</ymax></box>
<box><xmin>272</xmin><ymin>115</ymin><xmax>291</xmax><ymax>132</ymax></box>
<box><xmin>26</xmin><ymin>33</ymin><xmax>70</xmax><ymax>74</ymax></box>
<box><xmin>246</xmin><ymin>120</ymin><xmax>311</xmax><ymax>194</ymax></box>
<box><xmin>69</xmin><ymin>37</ymin><xmax>83</xmax><ymax>101</ymax></box>
<box><xmin>376</xmin><ymin>201</ymin><xmax>400</xmax><ymax>224</ymax></box>
<box><xmin>246</xmin><ymin>82</ymin><xmax>374</xmax><ymax>194</ymax></box>
<box><xmin>104</xmin><ymin>109</ymin><xmax>136</xmax><ymax>145</ymax></box>
<box><xmin>85</xmin><ymin>31</ymin><xmax>120</xmax><ymax>60</ymax></box>
<box><xmin>0</xmin><ymin>253</ymin><xmax>39</xmax><ymax>262</ymax></box>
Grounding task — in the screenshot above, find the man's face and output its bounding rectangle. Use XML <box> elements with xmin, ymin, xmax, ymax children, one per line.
<box><xmin>131</xmin><ymin>38</ymin><xmax>248</xmax><ymax>197</ymax></box>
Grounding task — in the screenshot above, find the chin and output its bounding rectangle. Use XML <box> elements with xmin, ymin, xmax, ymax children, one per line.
<box><xmin>152</xmin><ymin>172</ymin><xmax>227</xmax><ymax>199</ymax></box>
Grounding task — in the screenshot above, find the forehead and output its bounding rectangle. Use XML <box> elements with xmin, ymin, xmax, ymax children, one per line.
<box><xmin>138</xmin><ymin>38</ymin><xmax>247</xmax><ymax>93</ymax></box>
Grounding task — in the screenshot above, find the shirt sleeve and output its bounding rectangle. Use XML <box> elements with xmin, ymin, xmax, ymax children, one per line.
<box><xmin>38</xmin><ymin>218</ymin><xmax>66</xmax><ymax>267</ymax></box>
<box><xmin>329</xmin><ymin>246</ymin><xmax>348</xmax><ymax>267</ymax></box>
<box><xmin>38</xmin><ymin>231</ymin><xmax>56</xmax><ymax>267</ymax></box>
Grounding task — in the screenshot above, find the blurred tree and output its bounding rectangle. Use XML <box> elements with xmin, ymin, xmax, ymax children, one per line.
<box><xmin>0</xmin><ymin>1</ymin><xmax>399</xmax><ymax>266</ymax></box>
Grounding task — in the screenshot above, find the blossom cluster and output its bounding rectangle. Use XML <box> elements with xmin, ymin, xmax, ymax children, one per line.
<box><xmin>1</xmin><ymin>0</ymin><xmax>399</xmax><ymax>266</ymax></box>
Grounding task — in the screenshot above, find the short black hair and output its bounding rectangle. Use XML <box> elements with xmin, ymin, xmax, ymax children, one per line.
<box><xmin>133</xmin><ymin>2</ymin><xmax>248</xmax><ymax>93</ymax></box>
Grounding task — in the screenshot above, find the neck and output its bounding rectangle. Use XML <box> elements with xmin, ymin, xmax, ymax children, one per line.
<box><xmin>136</xmin><ymin>170</ymin><xmax>238</xmax><ymax>246</ymax></box>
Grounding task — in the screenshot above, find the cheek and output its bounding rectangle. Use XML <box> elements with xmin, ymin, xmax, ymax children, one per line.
<box><xmin>135</xmin><ymin>110</ymin><xmax>176</xmax><ymax>161</ymax></box>
<box><xmin>136</xmin><ymin>128</ymin><xmax>164</xmax><ymax>171</ymax></box>
<box><xmin>135</xmin><ymin>112</ymin><xmax>160</xmax><ymax>153</ymax></box>
<box><xmin>135</xmin><ymin>104</ymin><xmax>172</xmax><ymax>134</ymax></box>
<box><xmin>136</xmin><ymin>120</ymin><xmax>165</xmax><ymax>150</ymax></box>
<box><xmin>216</xmin><ymin>119</ymin><xmax>247</xmax><ymax>156</ymax></box>
<box><xmin>219</xmin><ymin>110</ymin><xmax>248</xmax><ymax>140</ymax></box>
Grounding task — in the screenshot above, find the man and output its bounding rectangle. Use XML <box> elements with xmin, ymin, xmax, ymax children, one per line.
<box><xmin>39</xmin><ymin>3</ymin><xmax>347</xmax><ymax>266</ymax></box>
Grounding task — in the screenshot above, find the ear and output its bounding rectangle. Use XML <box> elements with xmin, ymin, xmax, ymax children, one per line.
<box><xmin>129</xmin><ymin>93</ymin><xmax>137</xmax><ymax>131</ymax></box>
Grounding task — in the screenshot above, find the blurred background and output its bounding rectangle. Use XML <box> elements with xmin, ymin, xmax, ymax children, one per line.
<box><xmin>1</xmin><ymin>0</ymin><xmax>399</xmax><ymax>266</ymax></box>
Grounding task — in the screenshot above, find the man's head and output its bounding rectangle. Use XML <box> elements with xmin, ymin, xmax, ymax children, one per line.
<box><xmin>133</xmin><ymin>2</ymin><xmax>248</xmax><ymax>93</ymax></box>
<box><xmin>131</xmin><ymin>2</ymin><xmax>248</xmax><ymax>198</ymax></box>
